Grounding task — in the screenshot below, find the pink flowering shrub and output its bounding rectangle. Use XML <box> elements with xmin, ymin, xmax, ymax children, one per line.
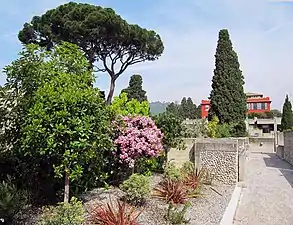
<box><xmin>114</xmin><ymin>116</ymin><xmax>164</xmax><ymax>168</ymax></box>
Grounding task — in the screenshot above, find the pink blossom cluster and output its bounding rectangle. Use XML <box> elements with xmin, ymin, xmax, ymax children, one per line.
<box><xmin>114</xmin><ymin>116</ymin><xmax>164</xmax><ymax>168</ymax></box>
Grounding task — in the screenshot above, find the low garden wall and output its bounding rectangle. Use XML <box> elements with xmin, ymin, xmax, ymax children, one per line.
<box><xmin>249</xmin><ymin>137</ymin><xmax>274</xmax><ymax>153</ymax></box>
<box><xmin>167</xmin><ymin>137</ymin><xmax>249</xmax><ymax>185</ymax></box>
<box><xmin>275</xmin><ymin>131</ymin><xmax>285</xmax><ymax>159</ymax></box>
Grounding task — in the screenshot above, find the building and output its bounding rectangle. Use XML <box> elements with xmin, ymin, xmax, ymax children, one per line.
<box><xmin>246</xmin><ymin>117</ymin><xmax>281</xmax><ymax>137</ymax></box>
<box><xmin>201</xmin><ymin>92</ymin><xmax>271</xmax><ymax>119</ymax></box>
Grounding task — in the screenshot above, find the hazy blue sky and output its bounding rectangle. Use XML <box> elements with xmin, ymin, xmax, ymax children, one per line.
<box><xmin>0</xmin><ymin>0</ymin><xmax>292</xmax><ymax>109</ymax></box>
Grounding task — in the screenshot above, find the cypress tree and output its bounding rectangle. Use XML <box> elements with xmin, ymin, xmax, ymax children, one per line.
<box><xmin>185</xmin><ymin>97</ymin><xmax>200</xmax><ymax>119</ymax></box>
<box><xmin>180</xmin><ymin>97</ymin><xmax>188</xmax><ymax>119</ymax></box>
<box><xmin>209</xmin><ymin>29</ymin><xmax>247</xmax><ymax>136</ymax></box>
<box><xmin>186</xmin><ymin>97</ymin><xmax>194</xmax><ymax>119</ymax></box>
<box><xmin>166</xmin><ymin>102</ymin><xmax>180</xmax><ymax>118</ymax></box>
<box><xmin>121</xmin><ymin>74</ymin><xmax>147</xmax><ymax>102</ymax></box>
<box><xmin>281</xmin><ymin>95</ymin><xmax>293</xmax><ymax>131</ymax></box>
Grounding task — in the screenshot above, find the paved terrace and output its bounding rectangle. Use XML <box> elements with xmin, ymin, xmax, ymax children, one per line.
<box><xmin>234</xmin><ymin>152</ymin><xmax>293</xmax><ymax>225</ymax></box>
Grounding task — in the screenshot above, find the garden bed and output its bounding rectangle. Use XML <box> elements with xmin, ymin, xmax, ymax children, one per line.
<box><xmin>82</xmin><ymin>173</ymin><xmax>235</xmax><ymax>225</ymax></box>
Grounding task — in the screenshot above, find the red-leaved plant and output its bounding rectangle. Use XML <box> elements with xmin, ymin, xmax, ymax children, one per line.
<box><xmin>90</xmin><ymin>199</ymin><xmax>143</xmax><ymax>225</ymax></box>
<box><xmin>154</xmin><ymin>179</ymin><xmax>188</xmax><ymax>204</ymax></box>
<box><xmin>184</xmin><ymin>168</ymin><xmax>205</xmax><ymax>191</ymax></box>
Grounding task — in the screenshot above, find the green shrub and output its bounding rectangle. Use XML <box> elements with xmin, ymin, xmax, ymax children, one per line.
<box><xmin>181</xmin><ymin>119</ymin><xmax>209</xmax><ymax>138</ymax></box>
<box><xmin>110</xmin><ymin>92</ymin><xmax>149</xmax><ymax>116</ymax></box>
<box><xmin>120</xmin><ymin>174</ymin><xmax>151</xmax><ymax>205</ymax></box>
<box><xmin>166</xmin><ymin>202</ymin><xmax>191</xmax><ymax>224</ymax></box>
<box><xmin>135</xmin><ymin>156</ymin><xmax>165</xmax><ymax>176</ymax></box>
<box><xmin>208</xmin><ymin>116</ymin><xmax>219</xmax><ymax>138</ymax></box>
<box><xmin>208</xmin><ymin>116</ymin><xmax>234</xmax><ymax>138</ymax></box>
<box><xmin>37</xmin><ymin>197</ymin><xmax>85</xmax><ymax>225</ymax></box>
<box><xmin>180</xmin><ymin>161</ymin><xmax>195</xmax><ymax>176</ymax></box>
<box><xmin>230</xmin><ymin>121</ymin><xmax>248</xmax><ymax>137</ymax></box>
<box><xmin>164</xmin><ymin>163</ymin><xmax>182</xmax><ymax>181</ymax></box>
<box><xmin>0</xmin><ymin>178</ymin><xmax>28</xmax><ymax>224</ymax></box>
<box><xmin>216</xmin><ymin>123</ymin><xmax>231</xmax><ymax>138</ymax></box>
<box><xmin>153</xmin><ymin>112</ymin><xmax>185</xmax><ymax>150</ymax></box>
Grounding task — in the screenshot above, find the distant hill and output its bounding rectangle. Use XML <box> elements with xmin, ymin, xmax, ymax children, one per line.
<box><xmin>149</xmin><ymin>101</ymin><xmax>171</xmax><ymax>115</ymax></box>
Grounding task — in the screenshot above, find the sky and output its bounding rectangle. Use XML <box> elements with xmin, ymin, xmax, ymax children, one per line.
<box><xmin>0</xmin><ymin>0</ymin><xmax>293</xmax><ymax>109</ymax></box>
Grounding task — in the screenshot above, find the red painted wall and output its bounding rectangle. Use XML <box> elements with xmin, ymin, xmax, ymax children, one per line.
<box><xmin>201</xmin><ymin>100</ymin><xmax>210</xmax><ymax>119</ymax></box>
<box><xmin>201</xmin><ymin>97</ymin><xmax>271</xmax><ymax>119</ymax></box>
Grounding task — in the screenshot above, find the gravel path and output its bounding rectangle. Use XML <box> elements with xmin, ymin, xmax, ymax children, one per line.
<box><xmin>186</xmin><ymin>184</ymin><xmax>234</xmax><ymax>225</ymax></box>
<box><xmin>234</xmin><ymin>153</ymin><xmax>293</xmax><ymax>225</ymax></box>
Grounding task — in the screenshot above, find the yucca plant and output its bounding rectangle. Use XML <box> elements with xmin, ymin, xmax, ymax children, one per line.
<box><xmin>90</xmin><ymin>199</ymin><xmax>143</xmax><ymax>225</ymax></box>
<box><xmin>154</xmin><ymin>180</ymin><xmax>188</xmax><ymax>204</ymax></box>
<box><xmin>0</xmin><ymin>179</ymin><xmax>28</xmax><ymax>224</ymax></box>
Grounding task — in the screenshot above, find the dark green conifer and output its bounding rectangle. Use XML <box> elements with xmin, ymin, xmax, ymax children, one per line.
<box><xmin>121</xmin><ymin>74</ymin><xmax>147</xmax><ymax>102</ymax></box>
<box><xmin>281</xmin><ymin>95</ymin><xmax>293</xmax><ymax>131</ymax></box>
<box><xmin>209</xmin><ymin>29</ymin><xmax>247</xmax><ymax>136</ymax></box>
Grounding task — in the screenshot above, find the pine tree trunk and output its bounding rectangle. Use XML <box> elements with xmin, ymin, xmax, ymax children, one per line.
<box><xmin>64</xmin><ymin>171</ymin><xmax>70</xmax><ymax>203</ymax></box>
<box><xmin>106</xmin><ymin>77</ymin><xmax>116</xmax><ymax>105</ymax></box>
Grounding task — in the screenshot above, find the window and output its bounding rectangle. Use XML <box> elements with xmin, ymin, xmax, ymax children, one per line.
<box><xmin>261</xmin><ymin>103</ymin><xmax>266</xmax><ymax>110</ymax></box>
<box><xmin>257</xmin><ymin>103</ymin><xmax>262</xmax><ymax>110</ymax></box>
<box><xmin>205</xmin><ymin>105</ymin><xmax>209</xmax><ymax>111</ymax></box>
<box><xmin>247</xmin><ymin>103</ymin><xmax>250</xmax><ymax>110</ymax></box>
<box><xmin>253</xmin><ymin>103</ymin><xmax>257</xmax><ymax>110</ymax></box>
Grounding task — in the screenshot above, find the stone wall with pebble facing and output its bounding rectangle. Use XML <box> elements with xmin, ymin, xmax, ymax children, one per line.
<box><xmin>196</xmin><ymin>138</ymin><xmax>239</xmax><ymax>185</ymax></box>
<box><xmin>167</xmin><ymin>137</ymin><xmax>250</xmax><ymax>184</ymax></box>
<box><xmin>284</xmin><ymin>131</ymin><xmax>293</xmax><ymax>165</ymax></box>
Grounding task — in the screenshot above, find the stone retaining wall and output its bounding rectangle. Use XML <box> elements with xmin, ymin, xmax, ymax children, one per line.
<box><xmin>196</xmin><ymin>138</ymin><xmax>238</xmax><ymax>184</ymax></box>
<box><xmin>167</xmin><ymin>137</ymin><xmax>249</xmax><ymax>185</ymax></box>
<box><xmin>284</xmin><ymin>131</ymin><xmax>293</xmax><ymax>165</ymax></box>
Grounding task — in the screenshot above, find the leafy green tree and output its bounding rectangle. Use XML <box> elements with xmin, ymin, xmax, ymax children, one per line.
<box><xmin>281</xmin><ymin>95</ymin><xmax>293</xmax><ymax>131</ymax></box>
<box><xmin>18</xmin><ymin>2</ymin><xmax>164</xmax><ymax>104</ymax></box>
<box><xmin>0</xmin><ymin>86</ymin><xmax>6</xmax><ymax>132</ymax></box>
<box><xmin>153</xmin><ymin>112</ymin><xmax>184</xmax><ymax>151</ymax></box>
<box><xmin>209</xmin><ymin>29</ymin><xmax>247</xmax><ymax>137</ymax></box>
<box><xmin>166</xmin><ymin>102</ymin><xmax>180</xmax><ymax>117</ymax></box>
<box><xmin>166</xmin><ymin>99</ymin><xmax>201</xmax><ymax>120</ymax></box>
<box><xmin>22</xmin><ymin>45</ymin><xmax>112</xmax><ymax>203</ymax></box>
<box><xmin>150</xmin><ymin>112</ymin><xmax>186</xmax><ymax>174</ymax></box>
<box><xmin>270</xmin><ymin>109</ymin><xmax>282</xmax><ymax>118</ymax></box>
<box><xmin>110</xmin><ymin>92</ymin><xmax>149</xmax><ymax>116</ymax></box>
<box><xmin>1</xmin><ymin>43</ymin><xmax>113</xmax><ymax>203</ymax></box>
<box><xmin>0</xmin><ymin>45</ymin><xmax>50</xmax><ymax>156</ymax></box>
<box><xmin>248</xmin><ymin>112</ymin><xmax>266</xmax><ymax>119</ymax></box>
<box><xmin>121</xmin><ymin>75</ymin><xmax>147</xmax><ymax>102</ymax></box>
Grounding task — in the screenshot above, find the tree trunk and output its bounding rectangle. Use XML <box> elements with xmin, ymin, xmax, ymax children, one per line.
<box><xmin>106</xmin><ymin>77</ymin><xmax>116</xmax><ymax>105</ymax></box>
<box><xmin>64</xmin><ymin>171</ymin><xmax>70</xmax><ymax>203</ymax></box>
